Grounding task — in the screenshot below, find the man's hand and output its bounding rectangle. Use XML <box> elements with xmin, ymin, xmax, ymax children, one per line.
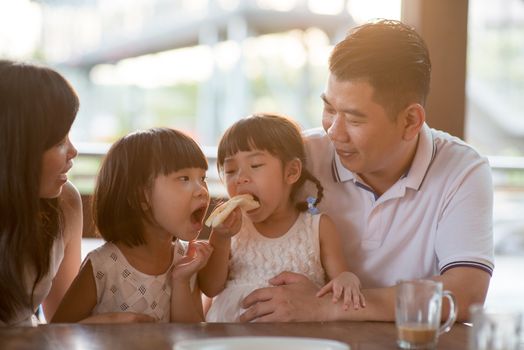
<box><xmin>239</xmin><ymin>271</ymin><xmax>329</xmax><ymax>322</ymax></box>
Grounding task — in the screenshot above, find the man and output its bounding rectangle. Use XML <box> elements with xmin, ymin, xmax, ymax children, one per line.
<box><xmin>239</xmin><ymin>19</ymin><xmax>493</xmax><ymax>322</ymax></box>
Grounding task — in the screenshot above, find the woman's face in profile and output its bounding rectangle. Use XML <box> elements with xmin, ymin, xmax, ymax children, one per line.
<box><xmin>39</xmin><ymin>135</ymin><xmax>77</xmax><ymax>198</ymax></box>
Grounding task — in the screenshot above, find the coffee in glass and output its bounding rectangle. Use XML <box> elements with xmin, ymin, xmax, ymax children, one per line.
<box><xmin>396</xmin><ymin>279</ymin><xmax>457</xmax><ymax>349</ymax></box>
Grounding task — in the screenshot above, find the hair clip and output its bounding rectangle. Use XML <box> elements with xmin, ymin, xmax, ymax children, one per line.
<box><xmin>306</xmin><ymin>196</ymin><xmax>320</xmax><ymax>215</ymax></box>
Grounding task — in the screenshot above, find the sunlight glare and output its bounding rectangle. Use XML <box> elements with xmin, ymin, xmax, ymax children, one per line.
<box><xmin>348</xmin><ymin>0</ymin><xmax>401</xmax><ymax>23</ymax></box>
<box><xmin>0</xmin><ymin>0</ymin><xmax>41</xmax><ymax>58</ymax></box>
<box><xmin>303</xmin><ymin>28</ymin><xmax>331</xmax><ymax>66</ymax></box>
<box><xmin>282</xmin><ymin>31</ymin><xmax>307</xmax><ymax>69</ymax></box>
<box><xmin>308</xmin><ymin>0</ymin><xmax>344</xmax><ymax>15</ymax></box>
<box><xmin>256</xmin><ymin>0</ymin><xmax>298</xmax><ymax>12</ymax></box>
<box><xmin>215</xmin><ymin>41</ymin><xmax>241</xmax><ymax>71</ymax></box>
<box><xmin>90</xmin><ymin>46</ymin><xmax>213</xmax><ymax>88</ymax></box>
<box><xmin>218</xmin><ymin>0</ymin><xmax>240</xmax><ymax>11</ymax></box>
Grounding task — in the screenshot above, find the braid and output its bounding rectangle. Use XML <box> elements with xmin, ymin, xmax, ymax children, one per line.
<box><xmin>307</xmin><ymin>170</ymin><xmax>324</xmax><ymax>206</ymax></box>
<box><xmin>295</xmin><ymin>169</ymin><xmax>324</xmax><ymax>212</ymax></box>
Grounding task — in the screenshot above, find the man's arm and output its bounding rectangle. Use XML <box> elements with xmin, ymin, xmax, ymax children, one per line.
<box><xmin>240</xmin><ymin>267</ymin><xmax>490</xmax><ymax>322</ymax></box>
<box><xmin>238</xmin><ymin>272</ymin><xmax>391</xmax><ymax>322</ymax></box>
<box><xmin>432</xmin><ymin>267</ymin><xmax>491</xmax><ymax>321</ymax></box>
<box><xmin>343</xmin><ymin>266</ymin><xmax>490</xmax><ymax>322</ymax></box>
<box><xmin>350</xmin><ymin>266</ymin><xmax>491</xmax><ymax>322</ymax></box>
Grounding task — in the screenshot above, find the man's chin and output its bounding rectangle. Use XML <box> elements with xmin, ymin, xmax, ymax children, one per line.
<box><xmin>339</xmin><ymin>158</ymin><xmax>360</xmax><ymax>172</ymax></box>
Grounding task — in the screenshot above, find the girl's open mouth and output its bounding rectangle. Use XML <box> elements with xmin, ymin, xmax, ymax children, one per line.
<box><xmin>191</xmin><ymin>206</ymin><xmax>207</xmax><ymax>224</ymax></box>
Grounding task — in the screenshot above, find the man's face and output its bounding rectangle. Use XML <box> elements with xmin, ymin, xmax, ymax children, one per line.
<box><xmin>321</xmin><ymin>74</ymin><xmax>408</xmax><ymax>184</ymax></box>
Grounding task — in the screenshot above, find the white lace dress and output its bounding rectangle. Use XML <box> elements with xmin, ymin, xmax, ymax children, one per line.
<box><xmin>206</xmin><ymin>212</ymin><xmax>326</xmax><ymax>322</ymax></box>
<box><xmin>86</xmin><ymin>240</ymin><xmax>187</xmax><ymax>323</ymax></box>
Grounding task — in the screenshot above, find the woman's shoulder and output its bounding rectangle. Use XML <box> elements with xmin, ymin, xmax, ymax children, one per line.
<box><xmin>58</xmin><ymin>181</ymin><xmax>83</xmax><ymax>243</ymax></box>
<box><xmin>59</xmin><ymin>181</ymin><xmax>82</xmax><ymax>215</ymax></box>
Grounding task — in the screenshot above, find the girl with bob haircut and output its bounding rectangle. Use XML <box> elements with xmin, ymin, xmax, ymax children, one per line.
<box><xmin>200</xmin><ymin>114</ymin><xmax>365</xmax><ymax>322</ymax></box>
<box><xmin>0</xmin><ymin>60</ymin><xmax>82</xmax><ymax>326</ymax></box>
<box><xmin>53</xmin><ymin>128</ymin><xmax>212</xmax><ymax>323</ymax></box>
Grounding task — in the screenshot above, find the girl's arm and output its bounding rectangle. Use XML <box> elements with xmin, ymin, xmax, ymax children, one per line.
<box><xmin>318</xmin><ymin>214</ymin><xmax>350</xmax><ymax>279</ymax></box>
<box><xmin>171</xmin><ymin>276</ymin><xmax>204</xmax><ymax>322</ymax></box>
<box><xmin>318</xmin><ymin>214</ymin><xmax>365</xmax><ymax>310</ymax></box>
<box><xmin>197</xmin><ymin>232</ymin><xmax>231</xmax><ymax>297</ymax></box>
<box><xmin>171</xmin><ymin>241</ymin><xmax>212</xmax><ymax>322</ymax></box>
<box><xmin>198</xmin><ymin>208</ymin><xmax>242</xmax><ymax>297</ymax></box>
<box><xmin>43</xmin><ymin>181</ymin><xmax>82</xmax><ymax>321</ymax></box>
<box><xmin>51</xmin><ymin>260</ymin><xmax>98</xmax><ymax>322</ymax></box>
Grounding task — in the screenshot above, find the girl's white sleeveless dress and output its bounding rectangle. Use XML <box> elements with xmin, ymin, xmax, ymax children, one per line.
<box><xmin>206</xmin><ymin>212</ymin><xmax>326</xmax><ymax>322</ymax></box>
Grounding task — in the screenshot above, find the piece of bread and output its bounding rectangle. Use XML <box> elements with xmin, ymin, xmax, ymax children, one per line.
<box><xmin>205</xmin><ymin>194</ymin><xmax>260</xmax><ymax>228</ymax></box>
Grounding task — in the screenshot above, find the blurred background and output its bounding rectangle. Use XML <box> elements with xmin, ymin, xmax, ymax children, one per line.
<box><xmin>1</xmin><ymin>0</ymin><xmax>523</xmax><ymax>309</ymax></box>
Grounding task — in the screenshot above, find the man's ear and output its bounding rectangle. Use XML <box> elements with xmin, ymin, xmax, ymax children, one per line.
<box><xmin>285</xmin><ymin>158</ymin><xmax>302</xmax><ymax>184</ymax></box>
<box><xmin>400</xmin><ymin>103</ymin><xmax>425</xmax><ymax>141</ymax></box>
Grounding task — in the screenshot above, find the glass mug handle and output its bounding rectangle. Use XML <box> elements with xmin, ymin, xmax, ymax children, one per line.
<box><xmin>438</xmin><ymin>290</ymin><xmax>458</xmax><ymax>335</ymax></box>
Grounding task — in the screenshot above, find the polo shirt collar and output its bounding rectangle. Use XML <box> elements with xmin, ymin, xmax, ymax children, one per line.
<box><xmin>331</xmin><ymin>123</ymin><xmax>436</xmax><ymax>192</ymax></box>
<box><xmin>404</xmin><ymin>123</ymin><xmax>436</xmax><ymax>190</ymax></box>
<box><xmin>331</xmin><ymin>150</ymin><xmax>355</xmax><ymax>183</ymax></box>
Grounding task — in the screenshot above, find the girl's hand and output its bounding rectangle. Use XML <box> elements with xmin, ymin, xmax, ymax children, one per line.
<box><xmin>211</xmin><ymin>207</ymin><xmax>242</xmax><ymax>239</ymax></box>
<box><xmin>171</xmin><ymin>240</ymin><xmax>213</xmax><ymax>282</ymax></box>
<box><xmin>316</xmin><ymin>271</ymin><xmax>366</xmax><ymax>310</ymax></box>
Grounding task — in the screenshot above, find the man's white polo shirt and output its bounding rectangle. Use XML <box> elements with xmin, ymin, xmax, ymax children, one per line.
<box><xmin>303</xmin><ymin>124</ymin><xmax>494</xmax><ymax>288</ymax></box>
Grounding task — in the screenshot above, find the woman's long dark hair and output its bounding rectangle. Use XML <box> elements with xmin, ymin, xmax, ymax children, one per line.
<box><xmin>0</xmin><ymin>60</ymin><xmax>79</xmax><ymax>323</ymax></box>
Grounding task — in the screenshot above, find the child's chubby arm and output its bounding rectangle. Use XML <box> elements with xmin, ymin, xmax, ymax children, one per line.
<box><xmin>171</xmin><ymin>240</ymin><xmax>213</xmax><ymax>322</ymax></box>
<box><xmin>51</xmin><ymin>260</ymin><xmax>155</xmax><ymax>323</ymax></box>
<box><xmin>317</xmin><ymin>271</ymin><xmax>366</xmax><ymax>311</ymax></box>
<box><xmin>198</xmin><ymin>207</ymin><xmax>242</xmax><ymax>297</ymax></box>
<box><xmin>317</xmin><ymin>214</ymin><xmax>366</xmax><ymax>311</ymax></box>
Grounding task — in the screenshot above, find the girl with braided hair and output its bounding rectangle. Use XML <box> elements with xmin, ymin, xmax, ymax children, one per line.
<box><xmin>199</xmin><ymin>113</ymin><xmax>365</xmax><ymax>322</ymax></box>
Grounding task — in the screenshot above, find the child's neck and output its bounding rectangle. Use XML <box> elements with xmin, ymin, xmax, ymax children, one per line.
<box><xmin>253</xmin><ymin>204</ymin><xmax>300</xmax><ymax>239</ymax></box>
<box><xmin>116</xmin><ymin>229</ymin><xmax>174</xmax><ymax>276</ymax></box>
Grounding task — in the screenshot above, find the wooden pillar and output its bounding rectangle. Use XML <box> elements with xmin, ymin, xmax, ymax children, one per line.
<box><xmin>401</xmin><ymin>0</ymin><xmax>468</xmax><ymax>139</ymax></box>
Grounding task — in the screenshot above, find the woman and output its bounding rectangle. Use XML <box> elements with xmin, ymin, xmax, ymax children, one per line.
<box><xmin>0</xmin><ymin>60</ymin><xmax>82</xmax><ymax>326</ymax></box>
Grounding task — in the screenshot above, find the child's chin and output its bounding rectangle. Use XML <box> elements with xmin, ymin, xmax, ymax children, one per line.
<box><xmin>246</xmin><ymin>211</ymin><xmax>264</xmax><ymax>223</ymax></box>
<box><xmin>182</xmin><ymin>223</ymin><xmax>203</xmax><ymax>240</ymax></box>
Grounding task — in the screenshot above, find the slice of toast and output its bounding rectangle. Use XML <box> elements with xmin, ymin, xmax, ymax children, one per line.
<box><xmin>205</xmin><ymin>194</ymin><xmax>260</xmax><ymax>228</ymax></box>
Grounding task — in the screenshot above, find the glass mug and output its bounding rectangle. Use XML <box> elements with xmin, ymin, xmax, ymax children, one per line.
<box><xmin>396</xmin><ymin>279</ymin><xmax>458</xmax><ymax>349</ymax></box>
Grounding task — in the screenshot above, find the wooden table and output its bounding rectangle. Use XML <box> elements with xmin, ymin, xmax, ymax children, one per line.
<box><xmin>0</xmin><ymin>321</ymin><xmax>470</xmax><ymax>350</ymax></box>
